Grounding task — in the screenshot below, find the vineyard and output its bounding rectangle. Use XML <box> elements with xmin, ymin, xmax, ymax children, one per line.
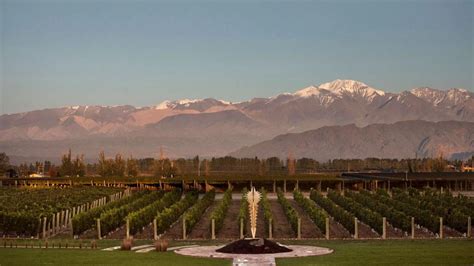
<box><xmin>0</xmin><ymin>186</ymin><xmax>123</xmax><ymax>237</ymax></box>
<box><xmin>0</xmin><ymin>186</ymin><xmax>472</xmax><ymax>241</ymax></box>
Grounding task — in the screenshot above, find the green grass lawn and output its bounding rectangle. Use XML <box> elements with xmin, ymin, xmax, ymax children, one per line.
<box><xmin>278</xmin><ymin>239</ymin><xmax>474</xmax><ymax>265</ymax></box>
<box><xmin>0</xmin><ymin>239</ymin><xmax>472</xmax><ymax>265</ymax></box>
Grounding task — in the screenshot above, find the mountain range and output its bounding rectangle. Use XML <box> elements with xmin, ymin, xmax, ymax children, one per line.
<box><xmin>1</xmin><ymin>79</ymin><xmax>473</xmax><ymax>163</ymax></box>
<box><xmin>230</xmin><ymin>120</ymin><xmax>474</xmax><ymax>161</ymax></box>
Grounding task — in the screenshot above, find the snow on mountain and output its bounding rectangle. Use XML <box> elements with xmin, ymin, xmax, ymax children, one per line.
<box><xmin>1</xmin><ymin>79</ymin><xmax>473</xmax><ymax>161</ymax></box>
<box><xmin>293</xmin><ymin>79</ymin><xmax>385</xmax><ymax>104</ymax></box>
<box><xmin>410</xmin><ymin>87</ymin><xmax>472</xmax><ymax>106</ymax></box>
<box><xmin>155</xmin><ymin>98</ymin><xmax>231</xmax><ymax>110</ymax></box>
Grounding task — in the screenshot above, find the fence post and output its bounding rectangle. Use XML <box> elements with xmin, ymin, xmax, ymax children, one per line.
<box><xmin>153</xmin><ymin>219</ymin><xmax>158</xmax><ymax>240</ymax></box>
<box><xmin>97</xmin><ymin>219</ymin><xmax>102</xmax><ymax>240</ymax></box>
<box><xmin>240</xmin><ymin>218</ymin><xmax>244</xmax><ymax>239</ymax></box>
<box><xmin>439</xmin><ymin>217</ymin><xmax>443</xmax><ymax>239</ymax></box>
<box><xmin>297</xmin><ymin>218</ymin><xmax>301</xmax><ymax>239</ymax></box>
<box><xmin>283</xmin><ymin>180</ymin><xmax>287</xmax><ymax>193</ymax></box>
<box><xmin>325</xmin><ymin>217</ymin><xmax>330</xmax><ymax>240</ymax></box>
<box><xmin>52</xmin><ymin>213</ymin><xmax>56</xmax><ymax>235</ymax></box>
<box><xmin>182</xmin><ymin>217</ymin><xmax>187</xmax><ymax>240</ymax></box>
<box><xmin>411</xmin><ymin>217</ymin><xmax>415</xmax><ymax>239</ymax></box>
<box><xmin>126</xmin><ymin>219</ymin><xmax>130</xmax><ymax>239</ymax></box>
<box><xmin>354</xmin><ymin>218</ymin><xmax>358</xmax><ymax>239</ymax></box>
<box><xmin>56</xmin><ymin>212</ymin><xmax>60</xmax><ymax>232</ymax></box>
<box><xmin>273</xmin><ymin>180</ymin><xmax>276</xmax><ymax>193</ymax></box>
<box><xmin>467</xmin><ymin>217</ymin><xmax>471</xmax><ymax>238</ymax></box>
<box><xmin>42</xmin><ymin>217</ymin><xmax>47</xmax><ymax>239</ymax></box>
<box><xmin>382</xmin><ymin>217</ymin><xmax>387</xmax><ymax>239</ymax></box>
<box><xmin>268</xmin><ymin>218</ymin><xmax>273</xmax><ymax>239</ymax></box>
<box><xmin>65</xmin><ymin>210</ymin><xmax>69</xmax><ymax>227</ymax></box>
<box><xmin>211</xmin><ymin>219</ymin><xmax>216</xmax><ymax>240</ymax></box>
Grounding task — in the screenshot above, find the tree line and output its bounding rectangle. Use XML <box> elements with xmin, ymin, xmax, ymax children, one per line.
<box><xmin>2</xmin><ymin>151</ymin><xmax>473</xmax><ymax>178</ymax></box>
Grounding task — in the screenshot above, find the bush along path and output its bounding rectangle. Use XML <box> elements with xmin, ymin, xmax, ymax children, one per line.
<box><xmin>209</xmin><ymin>188</ymin><xmax>232</xmax><ymax>236</ymax></box>
<box><xmin>394</xmin><ymin>188</ymin><xmax>466</xmax><ymax>235</ymax></box>
<box><xmin>375</xmin><ymin>189</ymin><xmax>440</xmax><ymax>234</ymax></box>
<box><xmin>293</xmin><ymin>189</ymin><xmax>326</xmax><ymax>238</ymax></box>
<box><xmin>184</xmin><ymin>190</ymin><xmax>216</xmax><ymax>238</ymax></box>
<box><xmin>276</xmin><ymin>188</ymin><xmax>299</xmax><ymax>237</ymax></box>
<box><xmin>346</xmin><ymin>190</ymin><xmax>410</xmax><ymax>236</ymax></box>
<box><xmin>260</xmin><ymin>188</ymin><xmax>273</xmax><ymax>238</ymax></box>
<box><xmin>237</xmin><ymin>188</ymin><xmax>248</xmax><ymax>238</ymax></box>
<box><xmin>72</xmin><ymin>190</ymin><xmax>147</xmax><ymax>236</ymax></box>
<box><xmin>310</xmin><ymin>190</ymin><xmax>355</xmax><ymax>235</ymax></box>
<box><xmin>99</xmin><ymin>191</ymin><xmax>165</xmax><ymax>237</ymax></box>
<box><xmin>126</xmin><ymin>190</ymin><xmax>181</xmax><ymax>235</ymax></box>
<box><xmin>154</xmin><ymin>191</ymin><xmax>199</xmax><ymax>236</ymax></box>
<box><xmin>327</xmin><ymin>190</ymin><xmax>382</xmax><ymax>237</ymax></box>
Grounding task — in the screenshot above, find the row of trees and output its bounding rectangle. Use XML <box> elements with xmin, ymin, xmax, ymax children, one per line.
<box><xmin>4</xmin><ymin>151</ymin><xmax>472</xmax><ymax>178</ymax></box>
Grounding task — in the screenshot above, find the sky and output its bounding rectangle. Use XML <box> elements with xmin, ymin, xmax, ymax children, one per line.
<box><xmin>1</xmin><ymin>0</ymin><xmax>473</xmax><ymax>114</ymax></box>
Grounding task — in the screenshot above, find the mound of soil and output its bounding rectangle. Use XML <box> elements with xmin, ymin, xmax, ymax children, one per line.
<box><xmin>216</xmin><ymin>238</ymin><xmax>292</xmax><ymax>254</ymax></box>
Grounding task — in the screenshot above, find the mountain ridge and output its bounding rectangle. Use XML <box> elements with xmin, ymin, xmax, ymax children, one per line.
<box><xmin>1</xmin><ymin>79</ymin><xmax>472</xmax><ymax>161</ymax></box>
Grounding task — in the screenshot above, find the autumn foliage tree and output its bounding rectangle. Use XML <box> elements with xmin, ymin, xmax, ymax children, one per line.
<box><xmin>59</xmin><ymin>149</ymin><xmax>85</xmax><ymax>177</ymax></box>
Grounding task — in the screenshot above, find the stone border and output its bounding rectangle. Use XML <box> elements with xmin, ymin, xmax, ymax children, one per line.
<box><xmin>174</xmin><ymin>244</ymin><xmax>333</xmax><ymax>265</ymax></box>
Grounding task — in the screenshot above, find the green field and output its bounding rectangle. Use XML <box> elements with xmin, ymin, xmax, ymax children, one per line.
<box><xmin>0</xmin><ymin>239</ymin><xmax>472</xmax><ymax>265</ymax></box>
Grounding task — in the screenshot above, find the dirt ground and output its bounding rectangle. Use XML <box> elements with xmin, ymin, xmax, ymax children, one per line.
<box><xmin>443</xmin><ymin>226</ymin><xmax>463</xmax><ymax>238</ymax></box>
<box><xmin>216</xmin><ymin>200</ymin><xmax>240</xmax><ymax>239</ymax></box>
<box><xmin>357</xmin><ymin>221</ymin><xmax>379</xmax><ymax>238</ymax></box>
<box><xmin>288</xmin><ymin>200</ymin><xmax>324</xmax><ymax>238</ymax></box>
<box><xmin>386</xmin><ymin>223</ymin><xmax>406</xmax><ymax>238</ymax></box>
<box><xmin>160</xmin><ymin>215</ymin><xmax>185</xmax><ymax>240</ymax></box>
<box><xmin>328</xmin><ymin>217</ymin><xmax>351</xmax><ymax>239</ymax></box>
<box><xmin>268</xmin><ymin>200</ymin><xmax>295</xmax><ymax>239</ymax></box>
<box><xmin>187</xmin><ymin>200</ymin><xmax>220</xmax><ymax>239</ymax></box>
<box><xmin>104</xmin><ymin>225</ymin><xmax>127</xmax><ymax>240</ymax></box>
<box><xmin>133</xmin><ymin>221</ymin><xmax>154</xmax><ymax>239</ymax></box>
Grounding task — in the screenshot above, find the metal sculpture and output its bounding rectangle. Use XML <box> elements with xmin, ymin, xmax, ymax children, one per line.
<box><xmin>246</xmin><ymin>187</ymin><xmax>261</xmax><ymax>239</ymax></box>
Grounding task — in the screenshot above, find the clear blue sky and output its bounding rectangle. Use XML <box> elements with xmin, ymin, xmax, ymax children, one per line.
<box><xmin>1</xmin><ymin>0</ymin><xmax>473</xmax><ymax>114</ymax></box>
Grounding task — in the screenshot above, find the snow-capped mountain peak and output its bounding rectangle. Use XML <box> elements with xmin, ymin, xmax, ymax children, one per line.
<box><xmin>318</xmin><ymin>79</ymin><xmax>385</xmax><ymax>97</ymax></box>
<box><xmin>293</xmin><ymin>85</ymin><xmax>322</xmax><ymax>97</ymax></box>
<box><xmin>410</xmin><ymin>87</ymin><xmax>472</xmax><ymax>106</ymax></box>
<box><xmin>292</xmin><ymin>79</ymin><xmax>385</xmax><ymax>103</ymax></box>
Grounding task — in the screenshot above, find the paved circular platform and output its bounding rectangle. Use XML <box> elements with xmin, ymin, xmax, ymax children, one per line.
<box><xmin>174</xmin><ymin>244</ymin><xmax>333</xmax><ymax>265</ymax></box>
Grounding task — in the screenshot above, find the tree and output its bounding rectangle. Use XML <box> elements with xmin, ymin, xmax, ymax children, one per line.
<box><xmin>59</xmin><ymin>149</ymin><xmax>73</xmax><ymax>176</ymax></box>
<box><xmin>72</xmin><ymin>155</ymin><xmax>86</xmax><ymax>177</ymax></box>
<box><xmin>0</xmin><ymin>153</ymin><xmax>10</xmax><ymax>176</ymax></box>
<box><xmin>114</xmin><ymin>154</ymin><xmax>126</xmax><ymax>177</ymax></box>
<box><xmin>48</xmin><ymin>165</ymin><xmax>58</xmax><ymax>177</ymax></box>
<box><xmin>287</xmin><ymin>152</ymin><xmax>296</xmax><ymax>175</ymax></box>
<box><xmin>98</xmin><ymin>151</ymin><xmax>110</xmax><ymax>177</ymax></box>
<box><xmin>126</xmin><ymin>157</ymin><xmax>139</xmax><ymax>177</ymax></box>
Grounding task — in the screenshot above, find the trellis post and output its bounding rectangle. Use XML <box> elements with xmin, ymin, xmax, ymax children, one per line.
<box><xmin>297</xmin><ymin>218</ymin><xmax>301</xmax><ymax>239</ymax></box>
<box><xmin>126</xmin><ymin>219</ymin><xmax>130</xmax><ymax>239</ymax></box>
<box><xmin>354</xmin><ymin>218</ymin><xmax>359</xmax><ymax>239</ymax></box>
<box><xmin>97</xmin><ymin>219</ymin><xmax>102</xmax><ymax>240</ymax></box>
<box><xmin>439</xmin><ymin>217</ymin><xmax>443</xmax><ymax>239</ymax></box>
<box><xmin>325</xmin><ymin>217</ymin><xmax>330</xmax><ymax>240</ymax></box>
<box><xmin>182</xmin><ymin>217</ymin><xmax>187</xmax><ymax>240</ymax></box>
<box><xmin>467</xmin><ymin>217</ymin><xmax>471</xmax><ymax>238</ymax></box>
<box><xmin>153</xmin><ymin>219</ymin><xmax>158</xmax><ymax>240</ymax></box>
<box><xmin>382</xmin><ymin>217</ymin><xmax>387</xmax><ymax>239</ymax></box>
<box><xmin>211</xmin><ymin>219</ymin><xmax>216</xmax><ymax>240</ymax></box>
<box><xmin>268</xmin><ymin>218</ymin><xmax>273</xmax><ymax>239</ymax></box>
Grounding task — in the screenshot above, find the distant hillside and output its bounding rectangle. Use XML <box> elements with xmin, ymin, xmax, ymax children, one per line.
<box><xmin>1</xmin><ymin>79</ymin><xmax>472</xmax><ymax>161</ymax></box>
<box><xmin>229</xmin><ymin>121</ymin><xmax>474</xmax><ymax>161</ymax></box>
